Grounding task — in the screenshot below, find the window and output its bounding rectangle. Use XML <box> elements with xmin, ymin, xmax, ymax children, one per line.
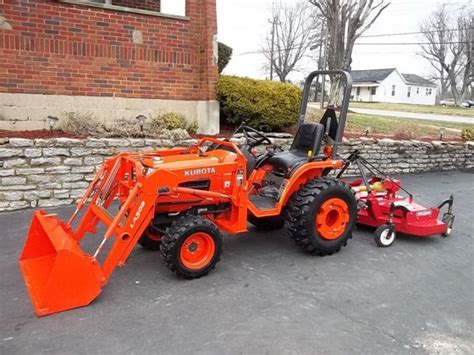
<box><xmin>426</xmin><ymin>88</ymin><xmax>432</xmax><ymax>96</ymax></box>
<box><xmin>59</xmin><ymin>0</ymin><xmax>187</xmax><ymax>18</ymax></box>
<box><xmin>371</xmin><ymin>87</ymin><xmax>377</xmax><ymax>95</ymax></box>
<box><xmin>416</xmin><ymin>87</ymin><xmax>420</xmax><ymax>94</ymax></box>
<box><xmin>161</xmin><ymin>0</ymin><xmax>186</xmax><ymax>16</ymax></box>
<box><xmin>356</xmin><ymin>87</ymin><xmax>360</xmax><ymax>96</ymax></box>
<box><xmin>407</xmin><ymin>87</ymin><xmax>411</xmax><ymax>98</ymax></box>
<box><xmin>391</xmin><ymin>85</ymin><xmax>396</xmax><ymax>96</ymax></box>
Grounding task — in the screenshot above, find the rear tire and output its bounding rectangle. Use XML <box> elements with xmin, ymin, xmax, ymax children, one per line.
<box><xmin>286</xmin><ymin>178</ymin><xmax>357</xmax><ymax>255</ymax></box>
<box><xmin>160</xmin><ymin>215</ymin><xmax>222</xmax><ymax>279</ymax></box>
<box><xmin>248</xmin><ymin>213</ymin><xmax>285</xmax><ymax>230</ymax></box>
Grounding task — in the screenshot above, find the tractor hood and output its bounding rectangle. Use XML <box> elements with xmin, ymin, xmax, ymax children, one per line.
<box><xmin>140</xmin><ymin>149</ymin><xmax>239</xmax><ymax>172</ymax></box>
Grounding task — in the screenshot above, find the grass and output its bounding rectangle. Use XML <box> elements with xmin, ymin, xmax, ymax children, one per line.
<box><xmin>307</xmin><ymin>107</ymin><xmax>474</xmax><ymax>140</ymax></box>
<box><xmin>350</xmin><ymin>102</ymin><xmax>474</xmax><ymax>118</ymax></box>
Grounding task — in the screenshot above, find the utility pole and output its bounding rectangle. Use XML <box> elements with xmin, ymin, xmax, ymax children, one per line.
<box><xmin>314</xmin><ymin>19</ymin><xmax>325</xmax><ymax>101</ymax></box>
<box><xmin>269</xmin><ymin>15</ymin><xmax>279</xmax><ymax>81</ymax></box>
<box><xmin>320</xmin><ymin>24</ymin><xmax>329</xmax><ymax>109</ymax></box>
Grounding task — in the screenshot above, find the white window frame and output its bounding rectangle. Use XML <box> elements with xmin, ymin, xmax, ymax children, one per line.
<box><xmin>59</xmin><ymin>0</ymin><xmax>189</xmax><ymax>20</ymax></box>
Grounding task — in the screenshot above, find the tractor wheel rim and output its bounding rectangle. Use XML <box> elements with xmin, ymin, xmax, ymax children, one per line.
<box><xmin>316</xmin><ymin>198</ymin><xmax>350</xmax><ymax>240</ymax></box>
<box><xmin>179</xmin><ymin>232</ymin><xmax>215</xmax><ymax>270</ymax></box>
<box><xmin>380</xmin><ymin>229</ymin><xmax>395</xmax><ymax>245</ymax></box>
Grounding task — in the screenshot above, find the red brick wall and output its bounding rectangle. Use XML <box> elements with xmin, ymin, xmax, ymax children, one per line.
<box><xmin>0</xmin><ymin>0</ymin><xmax>217</xmax><ymax>101</ymax></box>
<box><xmin>113</xmin><ymin>0</ymin><xmax>161</xmax><ymax>13</ymax></box>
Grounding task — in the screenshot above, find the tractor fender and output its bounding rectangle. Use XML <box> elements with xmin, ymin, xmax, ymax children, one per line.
<box><xmin>279</xmin><ymin>160</ymin><xmax>344</xmax><ymax>208</ymax></box>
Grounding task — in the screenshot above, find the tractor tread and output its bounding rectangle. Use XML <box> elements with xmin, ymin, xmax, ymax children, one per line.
<box><xmin>160</xmin><ymin>215</ymin><xmax>222</xmax><ymax>279</ymax></box>
<box><xmin>285</xmin><ymin>177</ymin><xmax>356</xmax><ymax>256</ymax></box>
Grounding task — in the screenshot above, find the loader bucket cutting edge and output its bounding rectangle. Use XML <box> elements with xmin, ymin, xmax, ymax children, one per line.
<box><xmin>19</xmin><ymin>210</ymin><xmax>105</xmax><ymax>317</ymax></box>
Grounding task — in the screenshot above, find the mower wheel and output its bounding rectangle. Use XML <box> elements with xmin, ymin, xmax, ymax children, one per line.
<box><xmin>286</xmin><ymin>178</ymin><xmax>357</xmax><ymax>256</ymax></box>
<box><xmin>248</xmin><ymin>213</ymin><xmax>285</xmax><ymax>230</ymax></box>
<box><xmin>441</xmin><ymin>213</ymin><xmax>455</xmax><ymax>237</ymax></box>
<box><xmin>374</xmin><ymin>224</ymin><xmax>396</xmax><ymax>247</ymax></box>
<box><xmin>160</xmin><ymin>215</ymin><xmax>223</xmax><ymax>279</ymax></box>
<box><xmin>138</xmin><ymin>227</ymin><xmax>162</xmax><ymax>250</ymax></box>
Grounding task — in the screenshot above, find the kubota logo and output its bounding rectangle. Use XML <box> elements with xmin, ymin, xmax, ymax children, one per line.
<box><xmin>184</xmin><ymin>167</ymin><xmax>216</xmax><ymax>177</ymax></box>
<box><xmin>130</xmin><ymin>201</ymin><xmax>146</xmax><ymax>228</ymax></box>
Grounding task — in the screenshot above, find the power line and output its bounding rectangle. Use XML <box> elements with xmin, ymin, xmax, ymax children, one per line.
<box><xmin>234</xmin><ymin>41</ymin><xmax>470</xmax><ymax>56</ymax></box>
<box><xmin>360</xmin><ymin>28</ymin><xmax>461</xmax><ymax>38</ymax></box>
<box><xmin>355</xmin><ymin>41</ymin><xmax>470</xmax><ymax>45</ymax></box>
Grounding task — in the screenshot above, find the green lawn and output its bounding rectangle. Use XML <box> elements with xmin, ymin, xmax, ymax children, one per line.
<box><xmin>307</xmin><ymin>108</ymin><xmax>473</xmax><ymax>140</ymax></box>
<box><xmin>350</xmin><ymin>102</ymin><xmax>474</xmax><ymax>118</ymax></box>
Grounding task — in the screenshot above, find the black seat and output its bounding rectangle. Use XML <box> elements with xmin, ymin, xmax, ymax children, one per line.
<box><xmin>268</xmin><ymin>123</ymin><xmax>324</xmax><ymax>172</ymax></box>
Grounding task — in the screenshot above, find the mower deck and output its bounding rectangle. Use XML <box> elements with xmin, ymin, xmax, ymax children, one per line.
<box><xmin>341</xmin><ymin>151</ymin><xmax>455</xmax><ymax>246</ymax></box>
<box><xmin>356</xmin><ymin>194</ymin><xmax>448</xmax><ymax>237</ymax></box>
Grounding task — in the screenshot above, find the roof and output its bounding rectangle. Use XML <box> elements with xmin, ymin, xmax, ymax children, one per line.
<box><xmin>401</xmin><ymin>73</ymin><xmax>437</xmax><ymax>87</ymax></box>
<box><xmin>350</xmin><ymin>68</ymin><xmax>396</xmax><ymax>83</ymax></box>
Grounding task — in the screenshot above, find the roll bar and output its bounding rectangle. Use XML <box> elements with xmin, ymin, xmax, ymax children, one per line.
<box><xmin>298</xmin><ymin>70</ymin><xmax>353</xmax><ymax>157</ymax></box>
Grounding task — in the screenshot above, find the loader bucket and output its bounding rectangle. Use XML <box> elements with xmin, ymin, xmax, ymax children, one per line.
<box><xmin>19</xmin><ymin>211</ymin><xmax>105</xmax><ymax>317</ymax></box>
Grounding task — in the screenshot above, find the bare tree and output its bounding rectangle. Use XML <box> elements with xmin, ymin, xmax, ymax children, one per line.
<box><xmin>310</xmin><ymin>0</ymin><xmax>390</xmax><ymax>72</ymax></box>
<box><xmin>419</xmin><ymin>4</ymin><xmax>473</xmax><ymax>104</ymax></box>
<box><xmin>417</xmin><ymin>4</ymin><xmax>451</xmax><ymax>100</ymax></box>
<box><xmin>262</xmin><ymin>1</ymin><xmax>320</xmax><ymax>83</ymax></box>
<box><xmin>309</xmin><ymin>0</ymin><xmax>390</xmax><ymax>103</ymax></box>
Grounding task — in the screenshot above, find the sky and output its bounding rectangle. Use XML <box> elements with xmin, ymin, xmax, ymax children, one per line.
<box><xmin>216</xmin><ymin>0</ymin><xmax>473</xmax><ymax>81</ymax></box>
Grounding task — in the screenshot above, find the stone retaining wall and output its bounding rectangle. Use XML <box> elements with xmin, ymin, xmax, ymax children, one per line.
<box><xmin>0</xmin><ymin>136</ymin><xmax>472</xmax><ymax>212</ymax></box>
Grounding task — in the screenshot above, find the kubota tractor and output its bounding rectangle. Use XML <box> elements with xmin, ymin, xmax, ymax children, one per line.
<box><xmin>19</xmin><ymin>70</ymin><xmax>358</xmax><ymax>316</ymax></box>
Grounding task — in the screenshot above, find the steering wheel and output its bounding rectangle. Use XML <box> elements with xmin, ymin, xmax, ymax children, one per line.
<box><xmin>239</xmin><ymin>125</ymin><xmax>272</xmax><ymax>148</ymax></box>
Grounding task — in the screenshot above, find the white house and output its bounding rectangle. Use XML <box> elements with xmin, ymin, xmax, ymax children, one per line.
<box><xmin>350</xmin><ymin>68</ymin><xmax>437</xmax><ymax>105</ymax></box>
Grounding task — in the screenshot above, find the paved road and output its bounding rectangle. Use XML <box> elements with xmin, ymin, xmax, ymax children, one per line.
<box><xmin>350</xmin><ymin>107</ymin><xmax>474</xmax><ymax>124</ymax></box>
<box><xmin>1</xmin><ymin>172</ymin><xmax>473</xmax><ymax>354</ymax></box>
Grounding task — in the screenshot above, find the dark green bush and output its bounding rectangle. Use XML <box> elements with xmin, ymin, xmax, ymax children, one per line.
<box><xmin>217</xmin><ymin>75</ymin><xmax>302</xmax><ymax>131</ymax></box>
<box><xmin>218</xmin><ymin>42</ymin><xmax>233</xmax><ymax>74</ymax></box>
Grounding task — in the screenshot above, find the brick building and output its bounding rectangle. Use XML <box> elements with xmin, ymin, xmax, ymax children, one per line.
<box><xmin>0</xmin><ymin>0</ymin><xmax>219</xmax><ymax>133</ymax></box>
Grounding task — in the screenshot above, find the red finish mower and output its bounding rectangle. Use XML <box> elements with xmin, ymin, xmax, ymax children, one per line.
<box><xmin>338</xmin><ymin>150</ymin><xmax>455</xmax><ymax>247</ymax></box>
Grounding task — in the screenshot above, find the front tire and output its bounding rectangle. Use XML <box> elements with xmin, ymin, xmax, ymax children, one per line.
<box><xmin>286</xmin><ymin>178</ymin><xmax>357</xmax><ymax>255</ymax></box>
<box><xmin>160</xmin><ymin>216</ymin><xmax>223</xmax><ymax>279</ymax></box>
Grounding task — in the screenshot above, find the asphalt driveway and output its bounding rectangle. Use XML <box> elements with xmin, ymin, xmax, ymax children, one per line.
<box><xmin>1</xmin><ymin>171</ymin><xmax>473</xmax><ymax>354</ymax></box>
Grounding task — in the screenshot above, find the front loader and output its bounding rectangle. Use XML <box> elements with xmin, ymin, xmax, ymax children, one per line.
<box><xmin>19</xmin><ymin>70</ymin><xmax>359</xmax><ymax>316</ymax></box>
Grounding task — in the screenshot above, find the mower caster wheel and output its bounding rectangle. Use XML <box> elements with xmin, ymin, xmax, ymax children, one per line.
<box><xmin>160</xmin><ymin>215</ymin><xmax>223</xmax><ymax>279</ymax></box>
<box><xmin>441</xmin><ymin>213</ymin><xmax>455</xmax><ymax>237</ymax></box>
<box><xmin>374</xmin><ymin>224</ymin><xmax>396</xmax><ymax>247</ymax></box>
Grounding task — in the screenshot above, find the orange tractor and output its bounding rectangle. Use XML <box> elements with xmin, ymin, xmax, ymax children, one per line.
<box><xmin>19</xmin><ymin>70</ymin><xmax>358</xmax><ymax>316</ymax></box>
